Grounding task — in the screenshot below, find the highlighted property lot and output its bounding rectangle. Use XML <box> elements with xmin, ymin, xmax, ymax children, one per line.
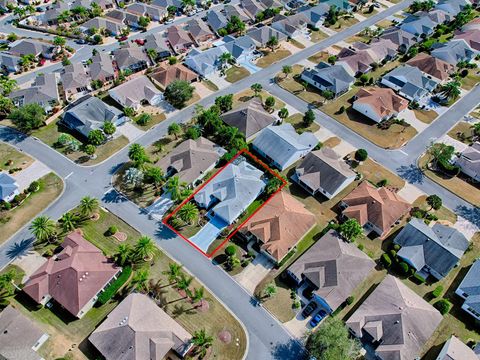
<box><xmin>162</xmin><ymin>149</ymin><xmax>287</xmax><ymax>258</ymax></box>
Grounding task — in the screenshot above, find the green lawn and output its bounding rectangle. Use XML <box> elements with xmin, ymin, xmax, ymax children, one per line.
<box><xmin>285</xmin><ymin>113</ymin><xmax>320</xmax><ymax>134</ymax></box>
<box><xmin>133</xmin><ymin>112</ymin><xmax>166</xmax><ymax>130</ymax></box>
<box><xmin>256</xmin><ymin>49</ymin><xmax>292</xmax><ymax>68</ymax></box>
<box><xmin>413</xmin><ymin>109</ymin><xmax>438</xmax><ymax>124</ymax></box>
<box><xmin>412</xmin><ymin>195</ymin><xmax>457</xmax><ymax>224</ymax></box>
<box><xmin>225</xmin><ymin>66</ymin><xmax>250</xmax><ymax>83</ymax></box>
<box><xmin>0</xmin><ymin>173</ymin><xmax>63</xmax><ymax>245</ymax></box>
<box><xmin>233</xmin><ymin>89</ymin><xmax>285</xmax><ymax>111</ymax></box>
<box><xmin>0</xmin><ymin>142</ymin><xmax>33</xmax><ymax>171</ymax></box>
<box><xmin>447</xmin><ymin>121</ymin><xmax>475</xmax><ymax>145</ymax></box>
<box><xmin>308</xmin><ymin>51</ymin><xmax>330</xmax><ymax>64</ymax></box>
<box><xmin>354</xmin><ymin>155</ymin><xmax>406</xmax><ymax>190</ymax></box>
<box><xmin>201</xmin><ymin>79</ymin><xmax>219</xmax><ymax>92</ymax></box>
<box><xmin>461</xmin><ymin>71</ymin><xmax>480</xmax><ymax>91</ymax></box>
<box><xmin>309</xmin><ymin>30</ymin><xmax>328</xmax><ymax>43</ymax></box>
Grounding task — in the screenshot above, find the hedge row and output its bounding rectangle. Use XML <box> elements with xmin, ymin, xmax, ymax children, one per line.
<box><xmin>97</xmin><ymin>266</ymin><xmax>132</xmax><ymax>305</ymax></box>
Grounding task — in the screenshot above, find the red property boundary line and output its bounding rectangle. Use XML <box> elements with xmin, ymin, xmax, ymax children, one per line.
<box><xmin>162</xmin><ymin>148</ymin><xmax>288</xmax><ymax>258</ymax></box>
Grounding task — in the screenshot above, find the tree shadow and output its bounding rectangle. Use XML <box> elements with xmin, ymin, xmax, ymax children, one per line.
<box><xmin>396</xmin><ymin>164</ymin><xmax>425</xmax><ymax>184</ymax></box>
<box><xmin>154</xmin><ymin>223</ymin><xmax>178</xmax><ymax>241</ymax></box>
<box><xmin>5</xmin><ymin>237</ymin><xmax>34</xmax><ymax>259</ymax></box>
<box><xmin>271</xmin><ymin>338</ymin><xmax>306</xmax><ymax>360</ymax></box>
<box><xmin>101</xmin><ymin>189</ymin><xmax>127</xmax><ymax>204</ymax></box>
<box><xmin>0</xmin><ymin>126</ymin><xmax>28</xmax><ymax>144</ymax></box>
<box><xmin>455</xmin><ymin>205</ymin><xmax>480</xmax><ymax>228</ymax></box>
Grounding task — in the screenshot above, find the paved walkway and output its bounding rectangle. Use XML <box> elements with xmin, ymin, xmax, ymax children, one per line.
<box><xmin>234</xmin><ymin>253</ymin><xmax>274</xmax><ymax>294</ymax></box>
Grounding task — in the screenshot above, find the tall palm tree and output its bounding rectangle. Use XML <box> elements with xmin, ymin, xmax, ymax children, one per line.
<box><xmin>250</xmin><ymin>83</ymin><xmax>262</xmax><ymax>97</ymax></box>
<box><xmin>134</xmin><ymin>236</ymin><xmax>156</xmax><ymax>261</ymax></box>
<box><xmin>0</xmin><ymin>269</ymin><xmax>17</xmax><ymax>305</ymax></box>
<box><xmin>30</xmin><ymin>216</ymin><xmax>56</xmax><ymax>243</ymax></box>
<box><xmin>177</xmin><ymin>202</ymin><xmax>199</xmax><ymax>225</ymax></box>
<box><xmin>60</xmin><ymin>212</ymin><xmax>79</xmax><ymax>233</ymax></box>
<box><xmin>191</xmin><ymin>286</ymin><xmax>205</xmax><ymax>305</ymax></box>
<box><xmin>176</xmin><ymin>273</ymin><xmax>193</xmax><ymax>295</ymax></box>
<box><xmin>441</xmin><ymin>80</ymin><xmax>461</xmax><ymax>101</ymax></box>
<box><xmin>163</xmin><ymin>263</ymin><xmax>183</xmax><ymax>284</ymax></box>
<box><xmin>165</xmin><ymin>176</ymin><xmax>187</xmax><ymax>201</ymax></box>
<box><xmin>132</xmin><ymin>269</ymin><xmax>149</xmax><ymax>292</ymax></box>
<box><xmin>80</xmin><ymin>196</ymin><xmax>99</xmax><ymax>217</ymax></box>
<box><xmin>219</xmin><ymin>126</ymin><xmax>240</xmax><ymax>143</ymax></box>
<box><xmin>128</xmin><ymin>143</ymin><xmax>148</xmax><ymax>165</ymax></box>
<box><xmin>144</xmin><ymin>166</ymin><xmax>164</xmax><ymax>190</ymax></box>
<box><xmin>114</xmin><ymin>244</ymin><xmax>133</xmax><ymax>266</ymax></box>
<box><xmin>263</xmin><ymin>282</ymin><xmax>277</xmax><ymax>298</ymax></box>
<box><xmin>219</xmin><ymin>52</ymin><xmax>233</xmax><ymax>69</ymax></box>
<box><xmin>192</xmin><ymin>329</ymin><xmax>214</xmax><ymax>359</ymax></box>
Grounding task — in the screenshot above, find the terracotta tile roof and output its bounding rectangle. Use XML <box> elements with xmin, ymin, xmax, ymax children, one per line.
<box><xmin>406</xmin><ymin>53</ymin><xmax>455</xmax><ymax>81</ymax></box>
<box><xmin>342</xmin><ymin>181</ymin><xmax>411</xmax><ymax>238</ymax></box>
<box><xmin>150</xmin><ymin>63</ymin><xmax>198</xmax><ymax>88</ymax></box>
<box><xmin>240</xmin><ymin>191</ymin><xmax>316</xmax><ymax>261</ymax></box>
<box><xmin>23</xmin><ymin>232</ymin><xmax>119</xmax><ymax>317</ymax></box>
<box><xmin>354</xmin><ymin>87</ymin><xmax>408</xmax><ymax>119</ymax></box>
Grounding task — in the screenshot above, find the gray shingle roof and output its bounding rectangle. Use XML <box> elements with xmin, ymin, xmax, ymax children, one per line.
<box><xmin>207</xmin><ymin>9</ymin><xmax>228</xmax><ymax>32</ymax></box>
<box><xmin>184</xmin><ymin>46</ymin><xmax>226</xmax><ymax>76</ymax></box>
<box><xmin>457</xmin><ymin>259</ymin><xmax>480</xmax><ymax>314</ymax></box>
<box><xmin>89</xmin><ymin>52</ymin><xmax>116</xmax><ymax>81</ymax></box>
<box><xmin>223</xmin><ymin>35</ymin><xmax>255</xmax><ymax>59</ymax></box>
<box><xmin>431</xmin><ymin>39</ymin><xmax>477</xmax><ymax>65</ymax></box>
<box><xmin>381</xmin><ymin>64</ymin><xmax>438</xmax><ymax>99</ymax></box>
<box><xmin>246</xmin><ymin>26</ymin><xmax>287</xmax><ymax>47</ymax></box>
<box><xmin>8</xmin><ymin>39</ymin><xmax>55</xmax><ymax>57</ymax></box>
<box><xmin>380</xmin><ymin>27</ymin><xmax>418</xmax><ymax>51</ymax></box>
<box><xmin>302</xmin><ymin>62</ymin><xmax>354</xmax><ymax>95</ymax></box>
<box><xmin>400</xmin><ymin>14</ymin><xmax>436</xmax><ymax>36</ymax></box>
<box><xmin>61</xmin><ymin>62</ymin><xmax>90</xmax><ymax>93</ymax></box>
<box><xmin>9</xmin><ymin>73</ymin><xmax>59</xmax><ymax>108</ymax></box>
<box><xmin>456</xmin><ymin>142</ymin><xmax>480</xmax><ymax>179</ymax></box>
<box><xmin>0</xmin><ymin>172</ymin><xmax>18</xmax><ymax>201</ymax></box>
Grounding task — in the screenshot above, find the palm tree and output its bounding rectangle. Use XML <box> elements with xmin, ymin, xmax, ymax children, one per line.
<box><xmin>219</xmin><ymin>52</ymin><xmax>233</xmax><ymax>69</ymax></box>
<box><xmin>266</xmin><ymin>36</ymin><xmax>278</xmax><ymax>52</ymax></box>
<box><xmin>441</xmin><ymin>80</ymin><xmax>461</xmax><ymax>101</ymax></box>
<box><xmin>132</xmin><ymin>269</ymin><xmax>149</xmax><ymax>292</ymax></box>
<box><xmin>144</xmin><ymin>166</ymin><xmax>164</xmax><ymax>190</ymax></box>
<box><xmin>251</xmin><ymin>83</ymin><xmax>262</xmax><ymax>97</ymax></box>
<box><xmin>178</xmin><ymin>202</ymin><xmax>199</xmax><ymax>225</ymax></box>
<box><xmin>472</xmin><ymin>122</ymin><xmax>480</xmax><ymax>138</ymax></box>
<box><xmin>13</xmin><ymin>6</ymin><xmax>26</xmax><ymax>17</ymax></box>
<box><xmin>219</xmin><ymin>125</ymin><xmax>241</xmax><ymax>143</ymax></box>
<box><xmin>134</xmin><ymin>236</ymin><xmax>156</xmax><ymax>261</ymax></box>
<box><xmin>181</xmin><ymin>0</ymin><xmax>195</xmax><ymax>11</ymax></box>
<box><xmin>282</xmin><ymin>65</ymin><xmax>292</xmax><ymax>79</ymax></box>
<box><xmin>192</xmin><ymin>329</ymin><xmax>214</xmax><ymax>359</ymax></box>
<box><xmin>57</xmin><ymin>10</ymin><xmax>71</xmax><ymax>23</ymax></box>
<box><xmin>263</xmin><ymin>282</ymin><xmax>277</xmax><ymax>298</ymax></box>
<box><xmin>30</xmin><ymin>216</ymin><xmax>56</xmax><ymax>243</ymax></box>
<box><xmin>165</xmin><ymin>176</ymin><xmax>187</xmax><ymax>201</ymax></box>
<box><xmin>60</xmin><ymin>212</ymin><xmax>79</xmax><ymax>233</ymax></box>
<box><xmin>80</xmin><ymin>196</ymin><xmax>99</xmax><ymax>217</ymax></box>
<box><xmin>278</xmin><ymin>107</ymin><xmax>289</xmax><ymax>121</ymax></box>
<box><xmin>163</xmin><ymin>263</ymin><xmax>183</xmax><ymax>284</ymax></box>
<box><xmin>128</xmin><ymin>143</ymin><xmax>148</xmax><ymax>165</ymax></box>
<box><xmin>176</xmin><ymin>273</ymin><xmax>193</xmax><ymax>297</ymax></box>
<box><xmin>0</xmin><ymin>269</ymin><xmax>17</xmax><ymax>305</ymax></box>
<box><xmin>114</xmin><ymin>244</ymin><xmax>133</xmax><ymax>266</ymax></box>
<box><xmin>168</xmin><ymin>123</ymin><xmax>181</xmax><ymax>139</ymax></box>
<box><xmin>191</xmin><ymin>286</ymin><xmax>205</xmax><ymax>305</ymax></box>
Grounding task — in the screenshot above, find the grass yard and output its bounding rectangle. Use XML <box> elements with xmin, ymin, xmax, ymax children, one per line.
<box><xmin>376</xmin><ymin>19</ymin><xmax>394</xmax><ymax>28</ymax></box>
<box><xmin>285</xmin><ymin>113</ymin><xmax>320</xmax><ymax>134</ymax></box>
<box><xmin>255</xmin><ymin>273</ymin><xmax>297</xmax><ymax>323</ymax></box>
<box><xmin>133</xmin><ymin>112</ymin><xmax>166</xmax><ymax>130</ymax></box>
<box><xmin>360</xmin><ymin>8</ymin><xmax>378</xmax><ymax>18</ymax></box>
<box><xmin>233</xmin><ymin>89</ymin><xmax>285</xmax><ymax>111</ymax></box>
<box><xmin>332</xmin><ymin>16</ymin><xmax>359</xmax><ymax>30</ymax></box>
<box><xmin>461</xmin><ymin>71</ymin><xmax>480</xmax><ymax>91</ymax></box>
<box><xmin>201</xmin><ymin>79</ymin><xmax>219</xmax><ymax>92</ymax></box>
<box><xmin>412</xmin><ymin>195</ymin><xmax>457</xmax><ymax>224</ymax></box>
<box><xmin>288</xmin><ymin>38</ymin><xmax>305</xmax><ymax>49</ymax></box>
<box><xmin>419</xmin><ymin>154</ymin><xmax>480</xmax><ymax>207</ymax></box>
<box><xmin>225</xmin><ymin>66</ymin><xmax>250</xmax><ymax>83</ymax></box>
<box><xmin>413</xmin><ymin>109</ymin><xmax>438</xmax><ymax>124</ymax></box>
<box><xmin>367</xmin><ymin>59</ymin><xmax>403</xmax><ymax>82</ymax></box>
<box><xmin>185</xmin><ymin>91</ymin><xmax>201</xmax><ymax>107</ymax></box>
<box><xmin>0</xmin><ymin>142</ymin><xmax>33</xmax><ymax>171</ymax></box>
<box><xmin>322</xmin><ymin>88</ymin><xmax>417</xmax><ymax>149</ymax></box>
<box><xmin>309</xmin><ymin>30</ymin><xmax>329</xmax><ymax>43</ymax></box>
<box><xmin>32</xmin><ymin>119</ymin><xmax>129</xmax><ymax>165</ymax></box>
<box><xmin>308</xmin><ymin>51</ymin><xmax>331</xmax><ymax>64</ymax></box>
<box><xmin>0</xmin><ymin>173</ymin><xmax>63</xmax><ymax>245</ymax></box>
<box><xmin>353</xmin><ymin>155</ymin><xmax>406</xmax><ymax>190</ymax></box>
<box><xmin>323</xmin><ymin>136</ymin><xmax>341</xmax><ymax>148</ymax></box>
<box><xmin>256</xmin><ymin>48</ymin><xmax>292</xmax><ymax>68</ymax></box>
<box><xmin>447</xmin><ymin>121</ymin><xmax>475</xmax><ymax>145</ymax></box>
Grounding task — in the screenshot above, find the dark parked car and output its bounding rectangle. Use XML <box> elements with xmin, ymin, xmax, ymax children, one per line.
<box><xmin>301</xmin><ymin>301</ymin><xmax>318</xmax><ymax>318</ymax></box>
<box><xmin>309</xmin><ymin>310</ymin><xmax>327</xmax><ymax>327</ymax></box>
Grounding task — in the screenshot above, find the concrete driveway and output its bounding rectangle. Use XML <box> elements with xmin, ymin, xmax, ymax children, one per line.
<box><xmin>190</xmin><ymin>216</ymin><xmax>228</xmax><ymax>252</ymax></box>
<box><xmin>12</xmin><ymin>160</ymin><xmax>50</xmax><ymax>191</ymax></box>
<box><xmin>234</xmin><ymin>253</ymin><xmax>274</xmax><ymax>294</ymax></box>
<box><xmin>145</xmin><ymin>193</ymin><xmax>173</xmax><ymax>221</ymax></box>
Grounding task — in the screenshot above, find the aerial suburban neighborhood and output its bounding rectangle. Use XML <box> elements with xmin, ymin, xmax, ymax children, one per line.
<box><xmin>0</xmin><ymin>0</ymin><xmax>479</xmax><ymax>358</ymax></box>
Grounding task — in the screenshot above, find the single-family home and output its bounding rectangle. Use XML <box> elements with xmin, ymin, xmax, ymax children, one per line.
<box><xmin>152</xmin><ymin>0</ymin><xmax>183</xmax><ymax>8</ymax></box>
<box><xmin>413</xmin><ymin>9</ymin><xmax>453</xmax><ymax>25</ymax></box>
<box><xmin>271</xmin><ymin>13</ymin><xmax>309</xmax><ymax>38</ymax></box>
<box><xmin>82</xmin><ymin>17</ymin><xmax>126</xmax><ymax>37</ymax></box>
<box><xmin>62</xmin><ymin>95</ymin><xmax>125</xmax><ymax>138</ymax></box>
<box><xmin>220</xmin><ymin>97</ymin><xmax>276</xmax><ymax>141</ymax></box>
<box><xmin>8</xmin><ymin>39</ymin><xmax>56</xmax><ymax>59</ymax></box>
<box><xmin>108</xmin><ymin>75</ymin><xmax>162</xmax><ymax>110</ymax></box>
<box><xmin>336</xmin><ymin>47</ymin><xmax>376</xmax><ymax>75</ymax></box>
<box><xmin>143</xmin><ymin>33</ymin><xmax>172</xmax><ymax>60</ymax></box>
<box><xmin>381</xmin><ymin>64</ymin><xmax>438</xmax><ymax>101</ymax></box>
<box><xmin>224</xmin><ymin>4</ymin><xmax>253</xmax><ymax>23</ymax></box>
<box><xmin>167</xmin><ymin>25</ymin><xmax>195</xmax><ymax>54</ymax></box>
<box><xmin>9</xmin><ymin>73</ymin><xmax>60</xmax><ymax>112</ymax></box>
<box><xmin>89</xmin><ymin>52</ymin><xmax>116</xmax><ymax>83</ymax></box>
<box><xmin>462</xmin><ymin>17</ymin><xmax>480</xmax><ymax>32</ymax></box>
<box><xmin>0</xmin><ymin>172</ymin><xmax>19</xmax><ymax>202</ymax></box>
<box><xmin>379</xmin><ymin>27</ymin><xmax>418</xmax><ymax>53</ymax></box>
<box><xmin>400</xmin><ymin>14</ymin><xmax>437</xmax><ymax>37</ymax></box>
<box><xmin>241</xmin><ymin>0</ymin><xmax>266</xmax><ymax>19</ymax></box>
<box><xmin>252</xmin><ymin>124</ymin><xmax>317</xmax><ymax>171</ymax></box>
<box><xmin>157</xmin><ymin>137</ymin><xmax>226</xmax><ymax>186</ymax></box>
<box><xmin>346</xmin><ymin>275</ymin><xmax>443</xmax><ymax>360</ymax></box>
<box><xmin>247</xmin><ymin>26</ymin><xmax>287</xmax><ymax>48</ymax></box>
<box><xmin>0</xmin><ymin>306</ymin><xmax>49</xmax><ymax>360</ymax></box>
<box><xmin>23</xmin><ymin>232</ymin><xmax>120</xmax><ymax>318</ymax></box>
<box><xmin>89</xmin><ymin>293</ymin><xmax>192</xmax><ymax>360</ymax></box>
<box><xmin>60</xmin><ymin>62</ymin><xmax>91</xmax><ymax>100</ymax></box>
<box><xmin>258</xmin><ymin>0</ymin><xmax>282</xmax><ymax>9</ymax></box>
<box><xmin>454</xmin><ymin>29</ymin><xmax>480</xmax><ymax>51</ymax></box>
<box><xmin>184</xmin><ymin>46</ymin><xmax>227</xmax><ymax>77</ymax></box>
<box><xmin>0</xmin><ymin>0</ymin><xmax>16</xmax><ymax>12</ymax></box>
<box><xmin>406</xmin><ymin>53</ymin><xmax>455</xmax><ymax>82</ymax></box>
<box><xmin>455</xmin><ymin>142</ymin><xmax>480</xmax><ymax>182</ymax></box>
<box><xmin>301</xmin><ymin>62</ymin><xmax>355</xmax><ymax>97</ymax></box>
<box><xmin>150</xmin><ymin>63</ymin><xmax>198</xmax><ymax>89</ymax></box>
<box><xmin>106</xmin><ymin>9</ymin><xmax>142</xmax><ymax>29</ymax></box>
<box><xmin>293</xmin><ymin>147</ymin><xmax>356</xmax><ymax>199</ymax></box>
<box><xmin>303</xmin><ymin>3</ymin><xmax>330</xmax><ymax>28</ymax></box>
<box><xmin>287</xmin><ymin>229</ymin><xmax>375</xmax><ymax>312</ymax></box>
<box><xmin>126</xmin><ymin>2</ymin><xmax>167</xmax><ymax>21</ymax></box>
<box><xmin>436</xmin><ymin>336</ymin><xmax>480</xmax><ymax>360</ymax></box>
<box><xmin>240</xmin><ymin>190</ymin><xmax>316</xmax><ymax>263</ymax></box>
<box><xmin>41</xmin><ymin>0</ymin><xmax>70</xmax><ymax>26</ymax></box>
<box><xmin>394</xmin><ymin>218</ymin><xmax>469</xmax><ymax>280</ymax></box>
<box><xmin>435</xmin><ymin>0</ymin><xmax>471</xmax><ymax>17</ymax></box>
<box><xmin>456</xmin><ymin>259</ymin><xmax>480</xmax><ymax>321</ymax></box>
<box><xmin>341</xmin><ymin>181</ymin><xmax>411</xmax><ymax>239</ymax></box>
<box><xmin>112</xmin><ymin>42</ymin><xmax>150</xmax><ymax>72</ymax></box>
<box><xmin>430</xmin><ymin>39</ymin><xmax>477</xmax><ymax>65</ymax></box>
<box><xmin>187</xmin><ymin>18</ymin><xmax>215</xmax><ymax>45</ymax></box>
<box><xmin>319</xmin><ymin>0</ymin><xmax>352</xmax><ymax>11</ymax></box>
<box><xmin>352</xmin><ymin>87</ymin><xmax>409</xmax><ymax>123</ymax></box>
<box><xmin>223</xmin><ymin>35</ymin><xmax>256</xmax><ymax>63</ymax></box>
<box><xmin>207</xmin><ymin>9</ymin><xmax>228</xmax><ymax>34</ymax></box>
<box><xmin>194</xmin><ymin>158</ymin><xmax>266</xmax><ymax>224</ymax></box>
<box><xmin>0</xmin><ymin>52</ymin><xmax>21</xmax><ymax>73</ymax></box>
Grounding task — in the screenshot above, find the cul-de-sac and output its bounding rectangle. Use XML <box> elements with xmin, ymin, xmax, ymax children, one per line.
<box><xmin>0</xmin><ymin>0</ymin><xmax>480</xmax><ymax>359</ymax></box>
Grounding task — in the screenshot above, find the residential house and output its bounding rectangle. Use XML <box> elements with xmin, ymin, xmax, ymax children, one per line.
<box><xmin>157</xmin><ymin>137</ymin><xmax>226</xmax><ymax>186</ymax></box>
<box><xmin>301</xmin><ymin>62</ymin><xmax>355</xmax><ymax>97</ymax></box>
<box><xmin>112</xmin><ymin>42</ymin><xmax>150</xmax><ymax>72</ymax></box>
<box><xmin>258</xmin><ymin>0</ymin><xmax>282</xmax><ymax>9</ymax></box>
<box><xmin>400</xmin><ymin>14</ymin><xmax>437</xmax><ymax>37</ymax></box>
<box><xmin>206</xmin><ymin>9</ymin><xmax>228</xmax><ymax>34</ymax></box>
<box><xmin>381</xmin><ymin>64</ymin><xmax>438</xmax><ymax>101</ymax></box>
<box><xmin>106</xmin><ymin>9</ymin><xmax>142</xmax><ymax>29</ymax></box>
<box><xmin>0</xmin><ymin>52</ymin><xmax>21</xmax><ymax>73</ymax></box>
<box><xmin>341</xmin><ymin>181</ymin><xmax>411</xmax><ymax>239</ymax></box>
<box><xmin>223</xmin><ymin>35</ymin><xmax>256</xmax><ymax>63</ymax></box>
<box><xmin>167</xmin><ymin>25</ymin><xmax>195</xmax><ymax>54</ymax></box>
<box><xmin>436</xmin><ymin>336</ymin><xmax>479</xmax><ymax>360</ymax></box>
<box><xmin>41</xmin><ymin>0</ymin><xmax>70</xmax><ymax>26</ymax></box>
<box><xmin>187</xmin><ymin>18</ymin><xmax>215</xmax><ymax>45</ymax></box>
<box><xmin>435</xmin><ymin>0</ymin><xmax>471</xmax><ymax>17</ymax></box>
<box><xmin>224</xmin><ymin>4</ymin><xmax>253</xmax><ymax>23</ymax></box>
<box><xmin>456</xmin><ymin>259</ymin><xmax>480</xmax><ymax>321</ymax></box>
<box><xmin>151</xmin><ymin>0</ymin><xmax>183</xmax><ymax>9</ymax></box>
<box><xmin>336</xmin><ymin>48</ymin><xmax>376</xmax><ymax>76</ymax></box>
<box><xmin>150</xmin><ymin>63</ymin><xmax>198</xmax><ymax>89</ymax></box>
<box><xmin>319</xmin><ymin>0</ymin><xmax>352</xmax><ymax>11</ymax></box>
<box><xmin>62</xmin><ymin>95</ymin><xmax>125</xmax><ymax>138</ymax></box>
<box><xmin>0</xmin><ymin>306</ymin><xmax>49</xmax><ymax>360</ymax></box>
<box><xmin>415</xmin><ymin>9</ymin><xmax>453</xmax><ymax>25</ymax></box>
<box><xmin>23</xmin><ymin>232</ymin><xmax>120</xmax><ymax>318</ymax></box>
<box><xmin>293</xmin><ymin>147</ymin><xmax>356</xmax><ymax>199</ymax></box>
<box><xmin>81</xmin><ymin>17</ymin><xmax>126</xmax><ymax>37</ymax></box>
<box><xmin>0</xmin><ymin>172</ymin><xmax>19</xmax><ymax>202</ymax></box>
<box><xmin>143</xmin><ymin>33</ymin><xmax>172</xmax><ymax>60</ymax></box>
<box><xmin>220</xmin><ymin>97</ymin><xmax>276</xmax><ymax>141</ymax></box>
<box><xmin>184</xmin><ymin>46</ymin><xmax>226</xmax><ymax>77</ymax></box>
<box><xmin>455</xmin><ymin>142</ymin><xmax>480</xmax><ymax>182</ymax></box>
<box><xmin>108</xmin><ymin>75</ymin><xmax>162</xmax><ymax>110</ymax></box>
<box><xmin>394</xmin><ymin>218</ymin><xmax>469</xmax><ymax>280</ymax></box>
<box><xmin>271</xmin><ymin>13</ymin><xmax>309</xmax><ymax>38</ymax></box>
<box><xmin>88</xmin><ymin>0</ymin><xmax>114</xmax><ymax>10</ymax></box>
<box><xmin>246</xmin><ymin>26</ymin><xmax>287</xmax><ymax>48</ymax></box>
<box><xmin>8</xmin><ymin>39</ymin><xmax>56</xmax><ymax>59</ymax></box>
<box><xmin>252</xmin><ymin>124</ymin><xmax>317</xmax><ymax>171</ymax></box>
<box><xmin>379</xmin><ymin>27</ymin><xmax>418</xmax><ymax>53</ymax></box>
<box><xmin>0</xmin><ymin>0</ymin><xmax>16</xmax><ymax>12</ymax></box>
<box><xmin>126</xmin><ymin>2</ymin><xmax>167</xmax><ymax>21</ymax></box>
<box><xmin>194</xmin><ymin>158</ymin><xmax>266</xmax><ymax>224</ymax></box>
<box><xmin>240</xmin><ymin>190</ymin><xmax>316</xmax><ymax>263</ymax></box>
<box><xmin>454</xmin><ymin>29</ymin><xmax>480</xmax><ymax>51</ymax></box>
<box><xmin>287</xmin><ymin>229</ymin><xmax>375</xmax><ymax>312</ymax></box>
<box><xmin>241</xmin><ymin>0</ymin><xmax>266</xmax><ymax>19</ymax></box>
<box><xmin>60</xmin><ymin>62</ymin><xmax>91</xmax><ymax>101</ymax></box>
<box><xmin>346</xmin><ymin>275</ymin><xmax>443</xmax><ymax>360</ymax></box>
<box><xmin>89</xmin><ymin>293</ymin><xmax>192</xmax><ymax>360</ymax></box>
<box><xmin>462</xmin><ymin>17</ymin><xmax>480</xmax><ymax>32</ymax></box>
<box><xmin>303</xmin><ymin>3</ymin><xmax>330</xmax><ymax>28</ymax></box>
<box><xmin>406</xmin><ymin>53</ymin><xmax>455</xmax><ymax>82</ymax></box>
<box><xmin>352</xmin><ymin>87</ymin><xmax>409</xmax><ymax>123</ymax></box>
<box><xmin>9</xmin><ymin>73</ymin><xmax>60</xmax><ymax>112</ymax></box>
<box><xmin>89</xmin><ymin>52</ymin><xmax>116</xmax><ymax>83</ymax></box>
<box><xmin>430</xmin><ymin>39</ymin><xmax>477</xmax><ymax>65</ymax></box>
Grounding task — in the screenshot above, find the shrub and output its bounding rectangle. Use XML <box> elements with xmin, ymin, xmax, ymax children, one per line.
<box><xmin>337</xmin><ymin>105</ymin><xmax>345</xmax><ymax>114</ymax></box>
<box><xmin>357</xmin><ymin>244</ymin><xmax>364</xmax><ymax>251</ymax></box>
<box><xmin>43</xmin><ymin>248</ymin><xmax>54</xmax><ymax>257</ymax></box>
<box><xmin>381</xmin><ymin>253</ymin><xmax>392</xmax><ymax>268</ymax></box>
<box><xmin>346</xmin><ymin>296</ymin><xmax>355</xmax><ymax>305</ymax></box>
<box><xmin>241</xmin><ymin>259</ymin><xmax>250</xmax><ymax>267</ymax></box>
<box><xmin>432</xmin><ymin>285</ymin><xmax>444</xmax><ymax>298</ymax></box>
<box><xmin>413</xmin><ymin>273</ymin><xmax>426</xmax><ymax>283</ymax></box>
<box><xmin>393</xmin><ymin>244</ymin><xmax>400</xmax><ymax>251</ymax></box>
<box><xmin>97</xmin><ymin>266</ymin><xmax>132</xmax><ymax>305</ymax></box>
<box><xmin>2</xmin><ymin>201</ymin><xmax>11</xmax><ymax>210</ymax></box>
<box><xmin>377</xmin><ymin>179</ymin><xmax>388</xmax><ymax>187</ymax></box>
<box><xmin>389</xmin><ymin>249</ymin><xmax>397</xmax><ymax>259</ymax></box>
<box><xmin>225</xmin><ymin>245</ymin><xmax>237</xmax><ymax>256</ymax></box>
<box><xmin>399</xmin><ymin>262</ymin><xmax>409</xmax><ymax>274</ymax></box>
<box><xmin>28</xmin><ymin>180</ymin><xmax>40</xmax><ymax>193</ymax></box>
<box><xmin>434</xmin><ymin>299</ymin><xmax>452</xmax><ymax>315</ymax></box>
<box><xmin>108</xmin><ymin>226</ymin><xmax>118</xmax><ymax>235</ymax></box>
<box><xmin>355</xmin><ymin>149</ymin><xmax>368</xmax><ymax>161</ymax></box>
<box><xmin>293</xmin><ymin>300</ymin><xmax>301</xmax><ymax>309</ymax></box>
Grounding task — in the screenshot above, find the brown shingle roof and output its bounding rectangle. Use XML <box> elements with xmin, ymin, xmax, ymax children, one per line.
<box><xmin>406</xmin><ymin>53</ymin><xmax>455</xmax><ymax>81</ymax></box>
<box><xmin>240</xmin><ymin>191</ymin><xmax>316</xmax><ymax>261</ymax></box>
<box><xmin>342</xmin><ymin>181</ymin><xmax>410</xmax><ymax>238</ymax></box>
<box><xmin>150</xmin><ymin>63</ymin><xmax>198</xmax><ymax>88</ymax></box>
<box><xmin>354</xmin><ymin>87</ymin><xmax>408</xmax><ymax>119</ymax></box>
<box><xmin>454</xmin><ymin>29</ymin><xmax>480</xmax><ymax>51</ymax></box>
<box><xmin>23</xmin><ymin>232</ymin><xmax>119</xmax><ymax>317</ymax></box>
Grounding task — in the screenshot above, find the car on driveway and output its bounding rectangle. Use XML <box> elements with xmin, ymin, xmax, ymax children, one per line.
<box><xmin>301</xmin><ymin>301</ymin><xmax>317</xmax><ymax>318</ymax></box>
<box><xmin>309</xmin><ymin>310</ymin><xmax>327</xmax><ymax>327</ymax></box>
